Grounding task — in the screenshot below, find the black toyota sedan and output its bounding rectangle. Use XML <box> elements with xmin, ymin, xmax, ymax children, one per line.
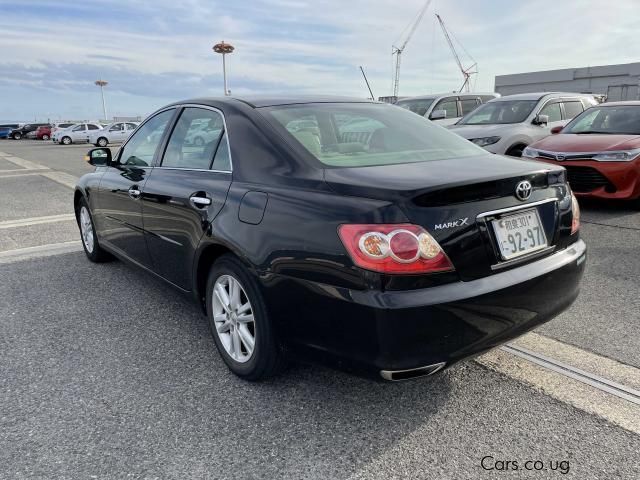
<box><xmin>75</xmin><ymin>96</ymin><xmax>586</xmax><ymax>381</ymax></box>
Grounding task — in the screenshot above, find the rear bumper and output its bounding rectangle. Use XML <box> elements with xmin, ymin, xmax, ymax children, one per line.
<box><xmin>264</xmin><ymin>240</ymin><xmax>586</xmax><ymax>378</ymax></box>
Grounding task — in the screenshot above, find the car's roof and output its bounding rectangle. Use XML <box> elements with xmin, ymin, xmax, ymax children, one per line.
<box><xmin>175</xmin><ymin>96</ymin><xmax>378</xmax><ymax>109</ymax></box>
<box><xmin>397</xmin><ymin>92</ymin><xmax>498</xmax><ymax>101</ymax></box>
<box><xmin>494</xmin><ymin>92</ymin><xmax>592</xmax><ymax>102</ymax></box>
<box><xmin>594</xmin><ymin>101</ymin><xmax>640</xmax><ymax>107</ymax></box>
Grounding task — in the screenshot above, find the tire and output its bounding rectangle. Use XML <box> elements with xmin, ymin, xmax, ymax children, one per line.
<box><xmin>97</xmin><ymin>137</ymin><xmax>108</xmax><ymax>147</ymax></box>
<box><xmin>61</xmin><ymin>136</ymin><xmax>72</xmax><ymax>145</ymax></box>
<box><xmin>506</xmin><ymin>144</ymin><xmax>526</xmax><ymax>157</ymax></box>
<box><xmin>193</xmin><ymin>136</ymin><xmax>204</xmax><ymax>146</ymax></box>
<box><xmin>13</xmin><ymin>132</ymin><xmax>22</xmax><ymax>140</ymax></box>
<box><xmin>41</xmin><ymin>134</ymin><xmax>50</xmax><ymax>141</ymax></box>
<box><xmin>76</xmin><ymin>198</ymin><xmax>112</xmax><ymax>262</ymax></box>
<box><xmin>206</xmin><ymin>254</ymin><xmax>285</xmax><ymax>380</ymax></box>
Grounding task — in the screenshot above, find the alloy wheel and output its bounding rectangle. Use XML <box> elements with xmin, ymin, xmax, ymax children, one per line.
<box><xmin>212</xmin><ymin>274</ymin><xmax>256</xmax><ymax>363</ymax></box>
<box><xmin>62</xmin><ymin>137</ymin><xmax>71</xmax><ymax>145</ymax></box>
<box><xmin>79</xmin><ymin>206</ymin><xmax>94</xmax><ymax>253</ymax></box>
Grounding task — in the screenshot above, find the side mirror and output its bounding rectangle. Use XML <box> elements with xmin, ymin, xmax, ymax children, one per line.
<box><xmin>430</xmin><ymin>109</ymin><xmax>447</xmax><ymax>120</ymax></box>
<box><xmin>550</xmin><ymin>125</ymin><xmax>564</xmax><ymax>134</ymax></box>
<box><xmin>85</xmin><ymin>147</ymin><xmax>111</xmax><ymax>166</ymax></box>
<box><xmin>533</xmin><ymin>114</ymin><xmax>549</xmax><ymax>126</ymax></box>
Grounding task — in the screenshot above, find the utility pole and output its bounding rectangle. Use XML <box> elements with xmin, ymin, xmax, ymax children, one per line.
<box><xmin>94</xmin><ymin>80</ymin><xmax>108</xmax><ymax>121</ymax></box>
<box><xmin>213</xmin><ymin>41</ymin><xmax>235</xmax><ymax>96</ymax></box>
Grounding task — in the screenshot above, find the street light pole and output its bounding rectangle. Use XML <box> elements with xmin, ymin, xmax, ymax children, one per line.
<box><xmin>95</xmin><ymin>80</ymin><xmax>108</xmax><ymax>121</ymax></box>
<box><xmin>213</xmin><ymin>41</ymin><xmax>235</xmax><ymax>96</ymax></box>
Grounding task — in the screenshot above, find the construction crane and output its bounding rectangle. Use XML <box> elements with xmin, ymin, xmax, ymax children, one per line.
<box><xmin>391</xmin><ymin>0</ymin><xmax>433</xmax><ymax>98</ymax></box>
<box><xmin>435</xmin><ymin>13</ymin><xmax>477</xmax><ymax>92</ymax></box>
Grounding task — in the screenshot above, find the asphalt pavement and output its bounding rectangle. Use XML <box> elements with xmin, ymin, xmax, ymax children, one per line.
<box><xmin>1</xmin><ymin>140</ymin><xmax>639</xmax><ymax>479</ymax></box>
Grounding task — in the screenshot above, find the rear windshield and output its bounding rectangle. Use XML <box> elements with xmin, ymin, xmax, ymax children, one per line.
<box><xmin>260</xmin><ymin>103</ymin><xmax>483</xmax><ymax>168</ymax></box>
<box><xmin>458</xmin><ymin>100</ymin><xmax>537</xmax><ymax>125</ymax></box>
<box><xmin>395</xmin><ymin>98</ymin><xmax>435</xmax><ymax>116</ymax></box>
<box><xmin>562</xmin><ymin>105</ymin><xmax>640</xmax><ymax>135</ymax></box>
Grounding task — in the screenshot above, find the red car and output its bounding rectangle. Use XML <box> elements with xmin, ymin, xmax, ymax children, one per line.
<box><xmin>35</xmin><ymin>125</ymin><xmax>52</xmax><ymax>140</ymax></box>
<box><xmin>523</xmin><ymin>101</ymin><xmax>640</xmax><ymax>206</ymax></box>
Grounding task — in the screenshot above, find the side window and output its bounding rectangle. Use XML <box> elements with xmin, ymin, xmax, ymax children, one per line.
<box><xmin>72</xmin><ymin>124</ymin><xmax>85</xmax><ymax>132</ymax></box>
<box><xmin>539</xmin><ymin>102</ymin><xmax>562</xmax><ymax>122</ymax></box>
<box><xmin>433</xmin><ymin>99</ymin><xmax>458</xmax><ymax>119</ymax></box>
<box><xmin>562</xmin><ymin>101</ymin><xmax>584</xmax><ymax>120</ymax></box>
<box><xmin>480</xmin><ymin>95</ymin><xmax>496</xmax><ymax>103</ymax></box>
<box><xmin>161</xmin><ymin>107</ymin><xmax>224</xmax><ymax>170</ymax></box>
<box><xmin>211</xmin><ymin>132</ymin><xmax>231</xmax><ymax>171</ymax></box>
<box><xmin>460</xmin><ymin>98</ymin><xmax>480</xmax><ymax>115</ymax></box>
<box><xmin>118</xmin><ymin>109</ymin><xmax>174</xmax><ymax>167</ymax></box>
<box><xmin>109</xmin><ymin>123</ymin><xmax>122</xmax><ymax>132</ymax></box>
<box><xmin>88</xmin><ymin>124</ymin><xmax>100</xmax><ymax>130</ymax></box>
<box><xmin>126</xmin><ymin>123</ymin><xmax>138</xmax><ymax>130</ymax></box>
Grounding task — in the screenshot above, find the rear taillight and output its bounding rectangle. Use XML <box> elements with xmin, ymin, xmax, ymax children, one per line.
<box><xmin>338</xmin><ymin>224</ymin><xmax>454</xmax><ymax>274</ymax></box>
<box><xmin>571</xmin><ymin>194</ymin><xmax>580</xmax><ymax>234</ymax></box>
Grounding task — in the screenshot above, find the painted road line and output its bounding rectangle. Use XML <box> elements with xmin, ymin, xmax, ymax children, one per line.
<box><xmin>0</xmin><ymin>214</ymin><xmax>76</xmax><ymax>230</ymax></box>
<box><xmin>41</xmin><ymin>171</ymin><xmax>78</xmax><ymax>189</ymax></box>
<box><xmin>478</xmin><ymin>342</ymin><xmax>640</xmax><ymax>434</ymax></box>
<box><xmin>0</xmin><ymin>155</ymin><xmax>50</xmax><ymax>171</ymax></box>
<box><xmin>510</xmin><ymin>332</ymin><xmax>640</xmax><ymax>390</ymax></box>
<box><xmin>502</xmin><ymin>344</ymin><xmax>640</xmax><ymax>405</ymax></box>
<box><xmin>0</xmin><ymin>241</ymin><xmax>82</xmax><ymax>264</ymax></box>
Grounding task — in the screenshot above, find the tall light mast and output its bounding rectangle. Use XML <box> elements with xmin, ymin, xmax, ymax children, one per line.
<box><xmin>435</xmin><ymin>13</ymin><xmax>477</xmax><ymax>92</ymax></box>
<box><xmin>95</xmin><ymin>80</ymin><xmax>108</xmax><ymax>121</ymax></box>
<box><xmin>391</xmin><ymin>0</ymin><xmax>433</xmax><ymax>98</ymax></box>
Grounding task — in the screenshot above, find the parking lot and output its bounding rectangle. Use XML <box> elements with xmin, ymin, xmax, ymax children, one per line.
<box><xmin>1</xmin><ymin>140</ymin><xmax>639</xmax><ymax>479</ymax></box>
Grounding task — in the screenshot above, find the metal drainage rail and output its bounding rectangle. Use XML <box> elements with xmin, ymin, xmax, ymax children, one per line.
<box><xmin>501</xmin><ymin>344</ymin><xmax>640</xmax><ymax>406</ymax></box>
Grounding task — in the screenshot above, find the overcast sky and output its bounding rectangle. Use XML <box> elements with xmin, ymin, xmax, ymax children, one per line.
<box><xmin>1</xmin><ymin>0</ymin><xmax>638</xmax><ymax>121</ymax></box>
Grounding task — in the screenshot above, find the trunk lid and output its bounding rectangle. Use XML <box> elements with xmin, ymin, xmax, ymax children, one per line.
<box><xmin>324</xmin><ymin>155</ymin><xmax>565</xmax><ymax>281</ymax></box>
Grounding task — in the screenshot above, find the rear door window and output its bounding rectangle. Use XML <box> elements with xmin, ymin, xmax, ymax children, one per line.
<box><xmin>460</xmin><ymin>98</ymin><xmax>480</xmax><ymax>115</ymax></box>
<box><xmin>432</xmin><ymin>98</ymin><xmax>459</xmax><ymax>119</ymax></box>
<box><xmin>539</xmin><ymin>102</ymin><xmax>562</xmax><ymax>122</ymax></box>
<box><xmin>161</xmin><ymin>107</ymin><xmax>225</xmax><ymax>170</ymax></box>
<box><xmin>562</xmin><ymin>101</ymin><xmax>584</xmax><ymax>120</ymax></box>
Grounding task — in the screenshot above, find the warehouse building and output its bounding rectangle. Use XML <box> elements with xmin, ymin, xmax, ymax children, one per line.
<box><xmin>494</xmin><ymin>62</ymin><xmax>640</xmax><ymax>101</ymax></box>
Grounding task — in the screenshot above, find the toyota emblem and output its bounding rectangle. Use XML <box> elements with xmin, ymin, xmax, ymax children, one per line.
<box><xmin>556</xmin><ymin>154</ymin><xmax>565</xmax><ymax>161</ymax></box>
<box><xmin>515</xmin><ymin>180</ymin><xmax>532</xmax><ymax>201</ymax></box>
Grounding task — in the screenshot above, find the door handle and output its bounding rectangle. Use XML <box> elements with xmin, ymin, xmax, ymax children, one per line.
<box><xmin>189</xmin><ymin>194</ymin><xmax>212</xmax><ymax>208</ymax></box>
<box><xmin>128</xmin><ymin>186</ymin><xmax>141</xmax><ymax>199</ymax></box>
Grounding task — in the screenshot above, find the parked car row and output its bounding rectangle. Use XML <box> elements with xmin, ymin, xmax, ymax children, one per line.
<box><xmin>0</xmin><ymin>121</ymin><xmax>139</xmax><ymax>146</ymax></box>
<box><xmin>397</xmin><ymin>91</ymin><xmax>637</xmax><ymax>204</ymax></box>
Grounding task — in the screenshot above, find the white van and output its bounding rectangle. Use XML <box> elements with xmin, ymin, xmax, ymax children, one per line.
<box><xmin>395</xmin><ymin>93</ymin><xmax>499</xmax><ymax>126</ymax></box>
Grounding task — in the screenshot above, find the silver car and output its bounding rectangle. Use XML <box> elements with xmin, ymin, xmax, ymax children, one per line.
<box><xmin>449</xmin><ymin>92</ymin><xmax>598</xmax><ymax>156</ymax></box>
<box><xmin>87</xmin><ymin>122</ymin><xmax>139</xmax><ymax>147</ymax></box>
<box><xmin>53</xmin><ymin>123</ymin><xmax>103</xmax><ymax>145</ymax></box>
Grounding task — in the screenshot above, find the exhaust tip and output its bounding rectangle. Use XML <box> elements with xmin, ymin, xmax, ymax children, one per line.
<box><xmin>380</xmin><ymin>362</ymin><xmax>446</xmax><ymax>381</ymax></box>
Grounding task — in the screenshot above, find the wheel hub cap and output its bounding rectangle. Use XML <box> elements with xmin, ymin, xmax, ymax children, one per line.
<box><xmin>79</xmin><ymin>206</ymin><xmax>94</xmax><ymax>253</ymax></box>
<box><xmin>212</xmin><ymin>275</ymin><xmax>256</xmax><ymax>363</ymax></box>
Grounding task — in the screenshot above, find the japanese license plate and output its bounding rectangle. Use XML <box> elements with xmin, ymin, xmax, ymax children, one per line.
<box><xmin>492</xmin><ymin>209</ymin><xmax>548</xmax><ymax>260</ymax></box>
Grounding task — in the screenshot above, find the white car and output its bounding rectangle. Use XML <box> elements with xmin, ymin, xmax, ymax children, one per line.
<box><xmin>448</xmin><ymin>92</ymin><xmax>598</xmax><ymax>156</ymax></box>
<box><xmin>395</xmin><ymin>93</ymin><xmax>499</xmax><ymax>126</ymax></box>
<box><xmin>53</xmin><ymin>123</ymin><xmax>103</xmax><ymax>145</ymax></box>
<box><xmin>88</xmin><ymin>122</ymin><xmax>139</xmax><ymax>147</ymax></box>
<box><xmin>184</xmin><ymin>118</ymin><xmax>224</xmax><ymax>146</ymax></box>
